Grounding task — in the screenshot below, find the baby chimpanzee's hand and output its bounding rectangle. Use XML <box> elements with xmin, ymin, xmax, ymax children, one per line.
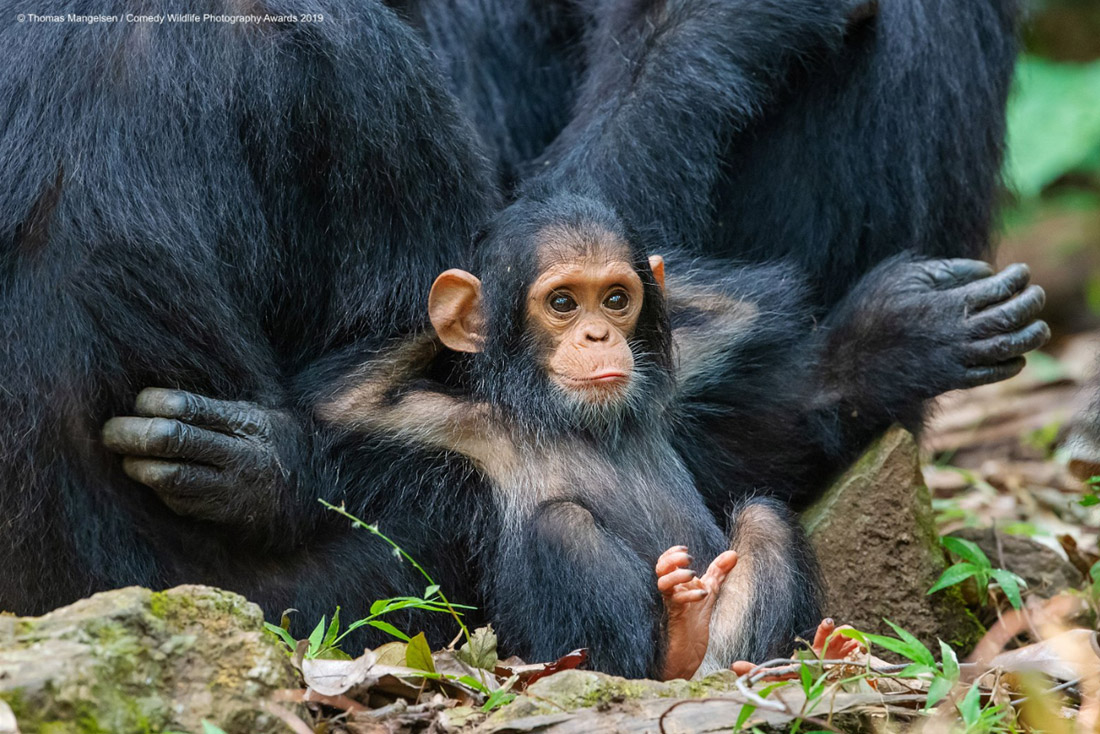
<box><xmin>656</xmin><ymin>545</ymin><xmax>738</xmax><ymax>681</ymax></box>
<box><xmin>102</xmin><ymin>388</ymin><xmax>303</xmax><ymax>530</ymax></box>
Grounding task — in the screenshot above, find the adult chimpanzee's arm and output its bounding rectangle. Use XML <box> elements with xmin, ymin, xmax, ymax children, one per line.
<box><xmin>99</xmin><ymin>2</ymin><xmax>496</xmax><ymax>549</ymax></box>
<box><xmin>670</xmin><ymin>256</ymin><xmax>1049</xmax><ymax>513</ymax></box>
<box><xmin>806</xmin><ymin>256</ymin><xmax>1049</xmax><ymax>465</ymax></box>
<box><xmin>523</xmin><ymin>0</ymin><xmax>871</xmax><ymax>250</ymax></box>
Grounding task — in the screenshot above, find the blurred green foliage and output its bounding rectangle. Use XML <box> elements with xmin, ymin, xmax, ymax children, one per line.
<box><xmin>1005</xmin><ymin>55</ymin><xmax>1100</xmax><ymax>198</ymax></box>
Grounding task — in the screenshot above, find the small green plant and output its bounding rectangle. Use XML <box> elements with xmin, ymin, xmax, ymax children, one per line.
<box><xmin>1080</xmin><ymin>476</ymin><xmax>1100</xmax><ymax>507</ymax></box>
<box><xmin>841</xmin><ymin>621</ymin><xmax>959</xmax><ymax>709</ymax></box>
<box><xmin>263</xmin><ymin>500</ymin><xmax>476</xmax><ymax>659</ymax></box>
<box><xmin>201</xmin><ymin>722</ymin><xmax>228</xmax><ymax>734</ymax></box>
<box><xmin>928</xmin><ymin>536</ymin><xmax>1027</xmax><ymax>610</ymax></box>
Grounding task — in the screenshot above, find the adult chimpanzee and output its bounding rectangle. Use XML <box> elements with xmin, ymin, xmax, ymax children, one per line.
<box><xmin>402</xmin><ymin>0</ymin><xmax>1019</xmax><ymax>305</ymax></box>
<box><xmin>0</xmin><ymin>0</ymin><xmax>494</xmax><ymax>630</ymax></box>
<box><xmin>304</xmin><ymin>193</ymin><xmax>1046</xmax><ymax>677</ymax></box>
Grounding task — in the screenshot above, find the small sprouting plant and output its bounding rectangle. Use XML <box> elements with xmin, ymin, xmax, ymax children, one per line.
<box><xmin>1080</xmin><ymin>475</ymin><xmax>1100</xmax><ymax>507</ymax></box>
<box><xmin>928</xmin><ymin>536</ymin><xmax>1027</xmax><ymax>610</ymax></box>
<box><xmin>263</xmin><ymin>499</ymin><xmax>476</xmax><ymax>659</ymax></box>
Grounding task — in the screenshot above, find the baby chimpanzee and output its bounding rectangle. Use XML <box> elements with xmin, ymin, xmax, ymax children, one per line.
<box><xmin>315</xmin><ymin>194</ymin><xmax>1047</xmax><ymax>678</ymax></box>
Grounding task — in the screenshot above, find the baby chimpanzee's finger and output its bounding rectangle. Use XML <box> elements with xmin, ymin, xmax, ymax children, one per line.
<box><xmin>669</xmin><ymin>588</ymin><xmax>708</xmax><ymax>605</ymax></box>
<box><xmin>655</xmin><ymin>548</ymin><xmax>693</xmax><ymax>576</ymax></box>
<box><xmin>920</xmin><ymin>259</ymin><xmax>995</xmax><ymax>290</ymax></box>
<box><xmin>965</xmin><ymin>320</ymin><xmax>1050</xmax><ymax>365</ymax></box>
<box><xmin>701</xmin><ymin>551</ymin><xmax>738</xmax><ymax>592</ymax></box>
<box><xmin>134</xmin><ymin>387</ymin><xmax>265</xmax><ymax>435</ymax></box>
<box><xmin>961</xmin><ymin>263</ymin><xmax>1030</xmax><ymax>311</ymax></box>
<box><xmin>811</xmin><ymin>618</ymin><xmax>836</xmax><ymax>652</ymax></box>
<box><xmin>968</xmin><ymin>285</ymin><xmax>1046</xmax><ymax>338</ymax></box>
<box><xmin>102</xmin><ymin>416</ymin><xmax>239</xmax><ymax>465</ymax></box>
<box><xmin>658</xmin><ymin>568</ymin><xmax>698</xmax><ymax>593</ymax></box>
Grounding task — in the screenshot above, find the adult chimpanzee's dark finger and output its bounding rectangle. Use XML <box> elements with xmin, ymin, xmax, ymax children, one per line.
<box><xmin>960</xmin><ymin>263</ymin><xmax>1030</xmax><ymax>311</ymax></box>
<box><xmin>134</xmin><ymin>387</ymin><xmax>265</xmax><ymax>435</ymax></box>
<box><xmin>968</xmin><ymin>285</ymin><xmax>1046</xmax><ymax>338</ymax></box>
<box><xmin>120</xmin><ymin>458</ymin><xmax>223</xmax><ymax>504</ymax></box>
<box><xmin>102</xmin><ymin>416</ymin><xmax>239</xmax><ymax>465</ymax></box>
<box><xmin>959</xmin><ymin>359</ymin><xmax>1026</xmax><ymax>389</ymax></box>
<box><xmin>965</xmin><ymin>320</ymin><xmax>1051</xmax><ymax>365</ymax></box>
<box><xmin>920</xmin><ymin>259</ymin><xmax>994</xmax><ymax>289</ymax></box>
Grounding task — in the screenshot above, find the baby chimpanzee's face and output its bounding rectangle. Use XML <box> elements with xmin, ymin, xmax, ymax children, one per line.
<box><xmin>525</xmin><ymin>251</ymin><xmax>644</xmax><ymax>404</ymax></box>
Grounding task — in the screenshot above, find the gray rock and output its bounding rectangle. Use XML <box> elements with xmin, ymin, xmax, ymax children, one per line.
<box><xmin>802</xmin><ymin>427</ymin><xmax>985</xmax><ymax>653</ymax></box>
<box><xmin>0</xmin><ymin>585</ymin><xmax>298</xmax><ymax>734</ymax></box>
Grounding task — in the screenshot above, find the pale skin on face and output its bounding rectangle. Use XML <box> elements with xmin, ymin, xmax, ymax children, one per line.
<box><xmin>429</xmin><ymin>243</ymin><xmax>665</xmax><ymax>407</ymax></box>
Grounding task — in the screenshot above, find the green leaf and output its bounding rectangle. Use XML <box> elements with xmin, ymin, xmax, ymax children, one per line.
<box><xmin>896</xmin><ymin>663</ymin><xmax>937</xmax><ymax>678</ymax></box>
<box><xmin>307</xmin><ymin>617</ymin><xmax>326</xmax><ymax>656</ymax></box>
<box><xmin>263</xmin><ymin>622</ymin><xmax>297</xmax><ymax>651</ymax></box>
<box><xmin>456</xmin><ymin>674</ymin><xmax>491</xmax><ymax>694</ymax></box>
<box><xmin>406</xmin><ymin>631</ymin><xmax>436</xmax><ymax>673</ymax></box>
<box><xmin>925</xmin><ymin>675</ymin><xmax>953</xmax><ymax>710</ymax></box>
<box><xmin>1005</xmin><ymin>56</ymin><xmax>1100</xmax><ymax>198</ymax></box>
<box><xmin>1082</xmin><ymin>493</ymin><xmax>1100</xmax><ymax>507</ymax></box>
<box><xmin>457</xmin><ymin>625</ymin><xmax>499</xmax><ymax>671</ymax></box>
<box><xmin>928</xmin><ymin>562</ymin><xmax>980</xmax><ymax>595</ymax></box>
<box><xmin>322</xmin><ymin>607</ymin><xmax>341</xmax><ymax>649</ymax></box>
<box><xmin>367</xmin><ymin>620</ymin><xmax>411</xmax><ymax>642</ymax></box>
<box><xmin>881</xmin><ymin>619</ymin><xmax>935</xmax><ymax>666</ymax></box>
<box><xmin>799</xmin><ymin>661</ymin><xmax>812</xmax><ymax>694</ymax></box>
<box><xmin>990</xmin><ymin>568</ymin><xmax>1025</xmax><ymax>610</ymax></box>
<box><xmin>941</xmin><ymin>537</ymin><xmax>991</xmax><ymax>568</ymax></box>
<box><xmin>201</xmin><ymin>722</ymin><xmax>228</xmax><ymax>734</ymax></box>
<box><xmin>957</xmin><ymin>683</ymin><xmax>982</xmax><ymax>727</ymax></box>
<box><xmin>424</xmin><ymin>584</ymin><xmax>440</xmax><ymax>598</ymax></box>
<box><xmin>939</xmin><ymin>640</ymin><xmax>960</xmax><ymax>682</ymax></box>
<box><xmin>734</xmin><ymin>703</ymin><xmax>757</xmax><ymax>731</ymax></box>
<box><xmin>481</xmin><ymin>689</ymin><xmax>517</xmax><ymax>712</ymax></box>
<box><xmin>836</xmin><ymin>628</ymin><xmax>869</xmax><ymax>648</ymax></box>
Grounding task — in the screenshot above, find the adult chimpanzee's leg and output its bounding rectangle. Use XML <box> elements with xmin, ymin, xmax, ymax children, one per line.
<box><xmin>519</xmin><ymin>0</ymin><xmax>867</xmax><ymax>253</ymax></box>
<box><xmin>2</xmin><ymin>0</ymin><xmax>494</xmax><ymax>631</ymax></box>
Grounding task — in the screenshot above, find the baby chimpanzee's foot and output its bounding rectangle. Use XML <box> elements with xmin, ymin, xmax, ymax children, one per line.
<box><xmin>656</xmin><ymin>546</ymin><xmax>738</xmax><ymax>680</ymax></box>
<box><xmin>730</xmin><ymin>618</ymin><xmax>865</xmax><ymax>678</ymax></box>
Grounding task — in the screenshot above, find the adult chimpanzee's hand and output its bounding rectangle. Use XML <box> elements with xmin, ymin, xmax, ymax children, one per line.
<box><xmin>822</xmin><ymin>257</ymin><xmax>1050</xmax><ymax>409</ymax></box>
<box><xmin>102</xmin><ymin>388</ymin><xmax>303</xmax><ymax>528</ymax></box>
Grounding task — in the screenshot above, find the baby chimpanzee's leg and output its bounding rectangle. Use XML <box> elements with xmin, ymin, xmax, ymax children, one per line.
<box><xmin>655</xmin><ymin>545</ymin><xmax>738</xmax><ymax>680</ymax></box>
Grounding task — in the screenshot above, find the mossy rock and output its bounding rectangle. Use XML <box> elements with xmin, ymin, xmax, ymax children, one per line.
<box><xmin>802</xmin><ymin>427</ymin><xmax>984</xmax><ymax>654</ymax></box>
<box><xmin>0</xmin><ymin>585</ymin><xmax>298</xmax><ymax>734</ymax></box>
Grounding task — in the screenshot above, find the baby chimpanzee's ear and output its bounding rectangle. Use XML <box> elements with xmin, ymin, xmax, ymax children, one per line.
<box><xmin>648</xmin><ymin>255</ymin><xmax>666</xmax><ymax>291</ymax></box>
<box><xmin>429</xmin><ymin>269</ymin><xmax>486</xmax><ymax>353</ymax></box>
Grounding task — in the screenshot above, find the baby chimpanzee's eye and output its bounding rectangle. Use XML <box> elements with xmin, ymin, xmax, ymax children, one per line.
<box><xmin>549</xmin><ymin>292</ymin><xmax>578</xmax><ymax>313</ymax></box>
<box><xmin>603</xmin><ymin>291</ymin><xmax>629</xmax><ymax>311</ymax></box>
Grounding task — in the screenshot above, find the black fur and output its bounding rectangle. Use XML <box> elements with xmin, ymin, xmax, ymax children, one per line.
<box><xmin>0</xmin><ymin>0</ymin><xmax>494</xmax><ymax>627</ymax></box>
<box><xmin>410</xmin><ymin>0</ymin><xmax>1020</xmax><ymax>305</ymax></box>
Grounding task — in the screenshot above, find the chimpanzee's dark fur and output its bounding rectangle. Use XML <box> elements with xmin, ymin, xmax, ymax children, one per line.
<box><xmin>0</xmin><ymin>0</ymin><xmax>493</xmax><ymax>623</ymax></box>
<box><xmin>407</xmin><ymin>0</ymin><xmax>1020</xmax><ymax>305</ymax></box>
